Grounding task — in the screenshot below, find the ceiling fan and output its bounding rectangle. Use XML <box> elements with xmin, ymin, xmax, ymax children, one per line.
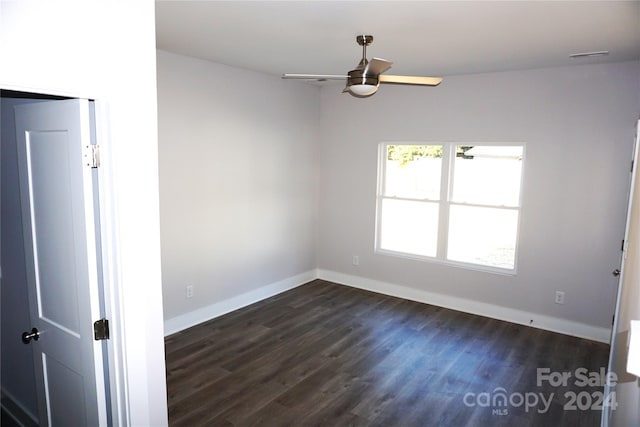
<box><xmin>282</xmin><ymin>35</ymin><xmax>443</xmax><ymax>97</ymax></box>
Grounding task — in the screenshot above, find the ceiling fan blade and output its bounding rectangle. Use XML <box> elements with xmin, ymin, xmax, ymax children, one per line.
<box><xmin>379</xmin><ymin>75</ymin><xmax>443</xmax><ymax>86</ymax></box>
<box><xmin>282</xmin><ymin>74</ymin><xmax>347</xmax><ymax>80</ymax></box>
<box><xmin>364</xmin><ymin>57</ymin><xmax>393</xmax><ymax>76</ymax></box>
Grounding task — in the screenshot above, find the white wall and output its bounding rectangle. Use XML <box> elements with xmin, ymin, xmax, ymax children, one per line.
<box><xmin>157</xmin><ymin>50</ymin><xmax>319</xmax><ymax>331</ymax></box>
<box><xmin>318</xmin><ymin>61</ymin><xmax>640</xmax><ymax>340</ymax></box>
<box><xmin>0</xmin><ymin>2</ymin><xmax>167</xmax><ymax>425</ymax></box>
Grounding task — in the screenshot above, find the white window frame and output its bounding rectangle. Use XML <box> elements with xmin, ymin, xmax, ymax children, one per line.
<box><xmin>375</xmin><ymin>142</ymin><xmax>525</xmax><ymax>275</ymax></box>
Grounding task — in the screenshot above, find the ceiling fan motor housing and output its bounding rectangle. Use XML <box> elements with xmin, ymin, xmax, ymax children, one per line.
<box><xmin>347</xmin><ymin>69</ymin><xmax>379</xmax><ymax>87</ymax></box>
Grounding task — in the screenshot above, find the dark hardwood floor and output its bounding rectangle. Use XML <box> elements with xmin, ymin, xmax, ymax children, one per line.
<box><xmin>165</xmin><ymin>280</ymin><xmax>610</xmax><ymax>426</ymax></box>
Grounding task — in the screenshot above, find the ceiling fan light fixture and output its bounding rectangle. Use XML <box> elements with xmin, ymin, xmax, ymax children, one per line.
<box><xmin>346</xmin><ymin>69</ymin><xmax>379</xmax><ymax>97</ymax></box>
<box><xmin>348</xmin><ymin>84</ymin><xmax>379</xmax><ymax>96</ymax></box>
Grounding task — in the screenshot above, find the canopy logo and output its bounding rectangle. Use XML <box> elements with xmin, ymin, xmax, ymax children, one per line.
<box><xmin>463</xmin><ymin>368</ymin><xmax>618</xmax><ymax>416</ymax></box>
<box><xmin>463</xmin><ymin>388</ymin><xmax>553</xmax><ymax>415</ymax></box>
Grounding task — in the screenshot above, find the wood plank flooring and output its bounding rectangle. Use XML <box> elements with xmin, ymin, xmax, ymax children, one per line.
<box><xmin>165</xmin><ymin>280</ymin><xmax>610</xmax><ymax>426</ymax></box>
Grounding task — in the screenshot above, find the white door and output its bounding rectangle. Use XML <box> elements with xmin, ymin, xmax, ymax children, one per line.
<box><xmin>14</xmin><ymin>99</ymin><xmax>108</xmax><ymax>426</ymax></box>
<box><xmin>603</xmin><ymin>120</ymin><xmax>640</xmax><ymax>426</ymax></box>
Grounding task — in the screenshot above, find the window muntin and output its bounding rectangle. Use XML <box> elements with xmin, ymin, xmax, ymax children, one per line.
<box><xmin>376</xmin><ymin>143</ymin><xmax>524</xmax><ymax>272</ymax></box>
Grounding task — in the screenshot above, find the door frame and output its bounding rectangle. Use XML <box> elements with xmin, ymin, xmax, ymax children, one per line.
<box><xmin>1</xmin><ymin>84</ymin><xmax>130</xmax><ymax>426</ymax></box>
<box><xmin>91</xmin><ymin>99</ymin><xmax>130</xmax><ymax>426</ymax></box>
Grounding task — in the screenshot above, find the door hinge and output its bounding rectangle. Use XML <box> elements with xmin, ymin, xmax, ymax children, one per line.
<box><xmin>85</xmin><ymin>144</ymin><xmax>101</xmax><ymax>168</ymax></box>
<box><xmin>93</xmin><ymin>318</ymin><xmax>110</xmax><ymax>340</ymax></box>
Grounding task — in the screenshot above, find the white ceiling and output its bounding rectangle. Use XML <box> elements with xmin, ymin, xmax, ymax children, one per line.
<box><xmin>156</xmin><ymin>1</ymin><xmax>640</xmax><ymax>78</ymax></box>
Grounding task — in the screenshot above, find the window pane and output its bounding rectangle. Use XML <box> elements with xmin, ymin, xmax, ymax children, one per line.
<box><xmin>451</xmin><ymin>146</ymin><xmax>523</xmax><ymax>206</ymax></box>
<box><xmin>379</xmin><ymin>198</ymin><xmax>439</xmax><ymax>257</ymax></box>
<box><xmin>447</xmin><ymin>205</ymin><xmax>518</xmax><ymax>269</ymax></box>
<box><xmin>384</xmin><ymin>145</ymin><xmax>442</xmax><ymax>200</ymax></box>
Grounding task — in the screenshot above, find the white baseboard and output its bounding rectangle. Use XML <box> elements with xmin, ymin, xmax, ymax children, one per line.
<box><xmin>163</xmin><ymin>270</ymin><xmax>318</xmax><ymax>336</ymax></box>
<box><xmin>317</xmin><ymin>269</ymin><xmax>611</xmax><ymax>344</ymax></box>
<box><xmin>164</xmin><ymin>268</ymin><xmax>611</xmax><ymax>343</ymax></box>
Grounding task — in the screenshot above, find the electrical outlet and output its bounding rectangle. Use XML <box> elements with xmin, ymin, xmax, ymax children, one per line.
<box><xmin>186</xmin><ymin>285</ymin><xmax>194</xmax><ymax>299</ymax></box>
<box><xmin>352</xmin><ymin>255</ymin><xmax>359</xmax><ymax>266</ymax></box>
<box><xmin>554</xmin><ymin>291</ymin><xmax>565</xmax><ymax>305</ymax></box>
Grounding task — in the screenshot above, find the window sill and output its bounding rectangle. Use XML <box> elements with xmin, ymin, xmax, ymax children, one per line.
<box><xmin>375</xmin><ymin>248</ymin><xmax>518</xmax><ymax>276</ymax></box>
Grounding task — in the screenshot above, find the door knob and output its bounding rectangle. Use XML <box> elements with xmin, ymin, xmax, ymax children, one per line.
<box><xmin>613</xmin><ymin>269</ymin><xmax>621</xmax><ymax>277</ymax></box>
<box><xmin>22</xmin><ymin>327</ymin><xmax>40</xmax><ymax>344</ymax></box>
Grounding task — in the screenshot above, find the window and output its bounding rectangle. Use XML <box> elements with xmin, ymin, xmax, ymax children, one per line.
<box><xmin>376</xmin><ymin>143</ymin><xmax>524</xmax><ymax>272</ymax></box>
